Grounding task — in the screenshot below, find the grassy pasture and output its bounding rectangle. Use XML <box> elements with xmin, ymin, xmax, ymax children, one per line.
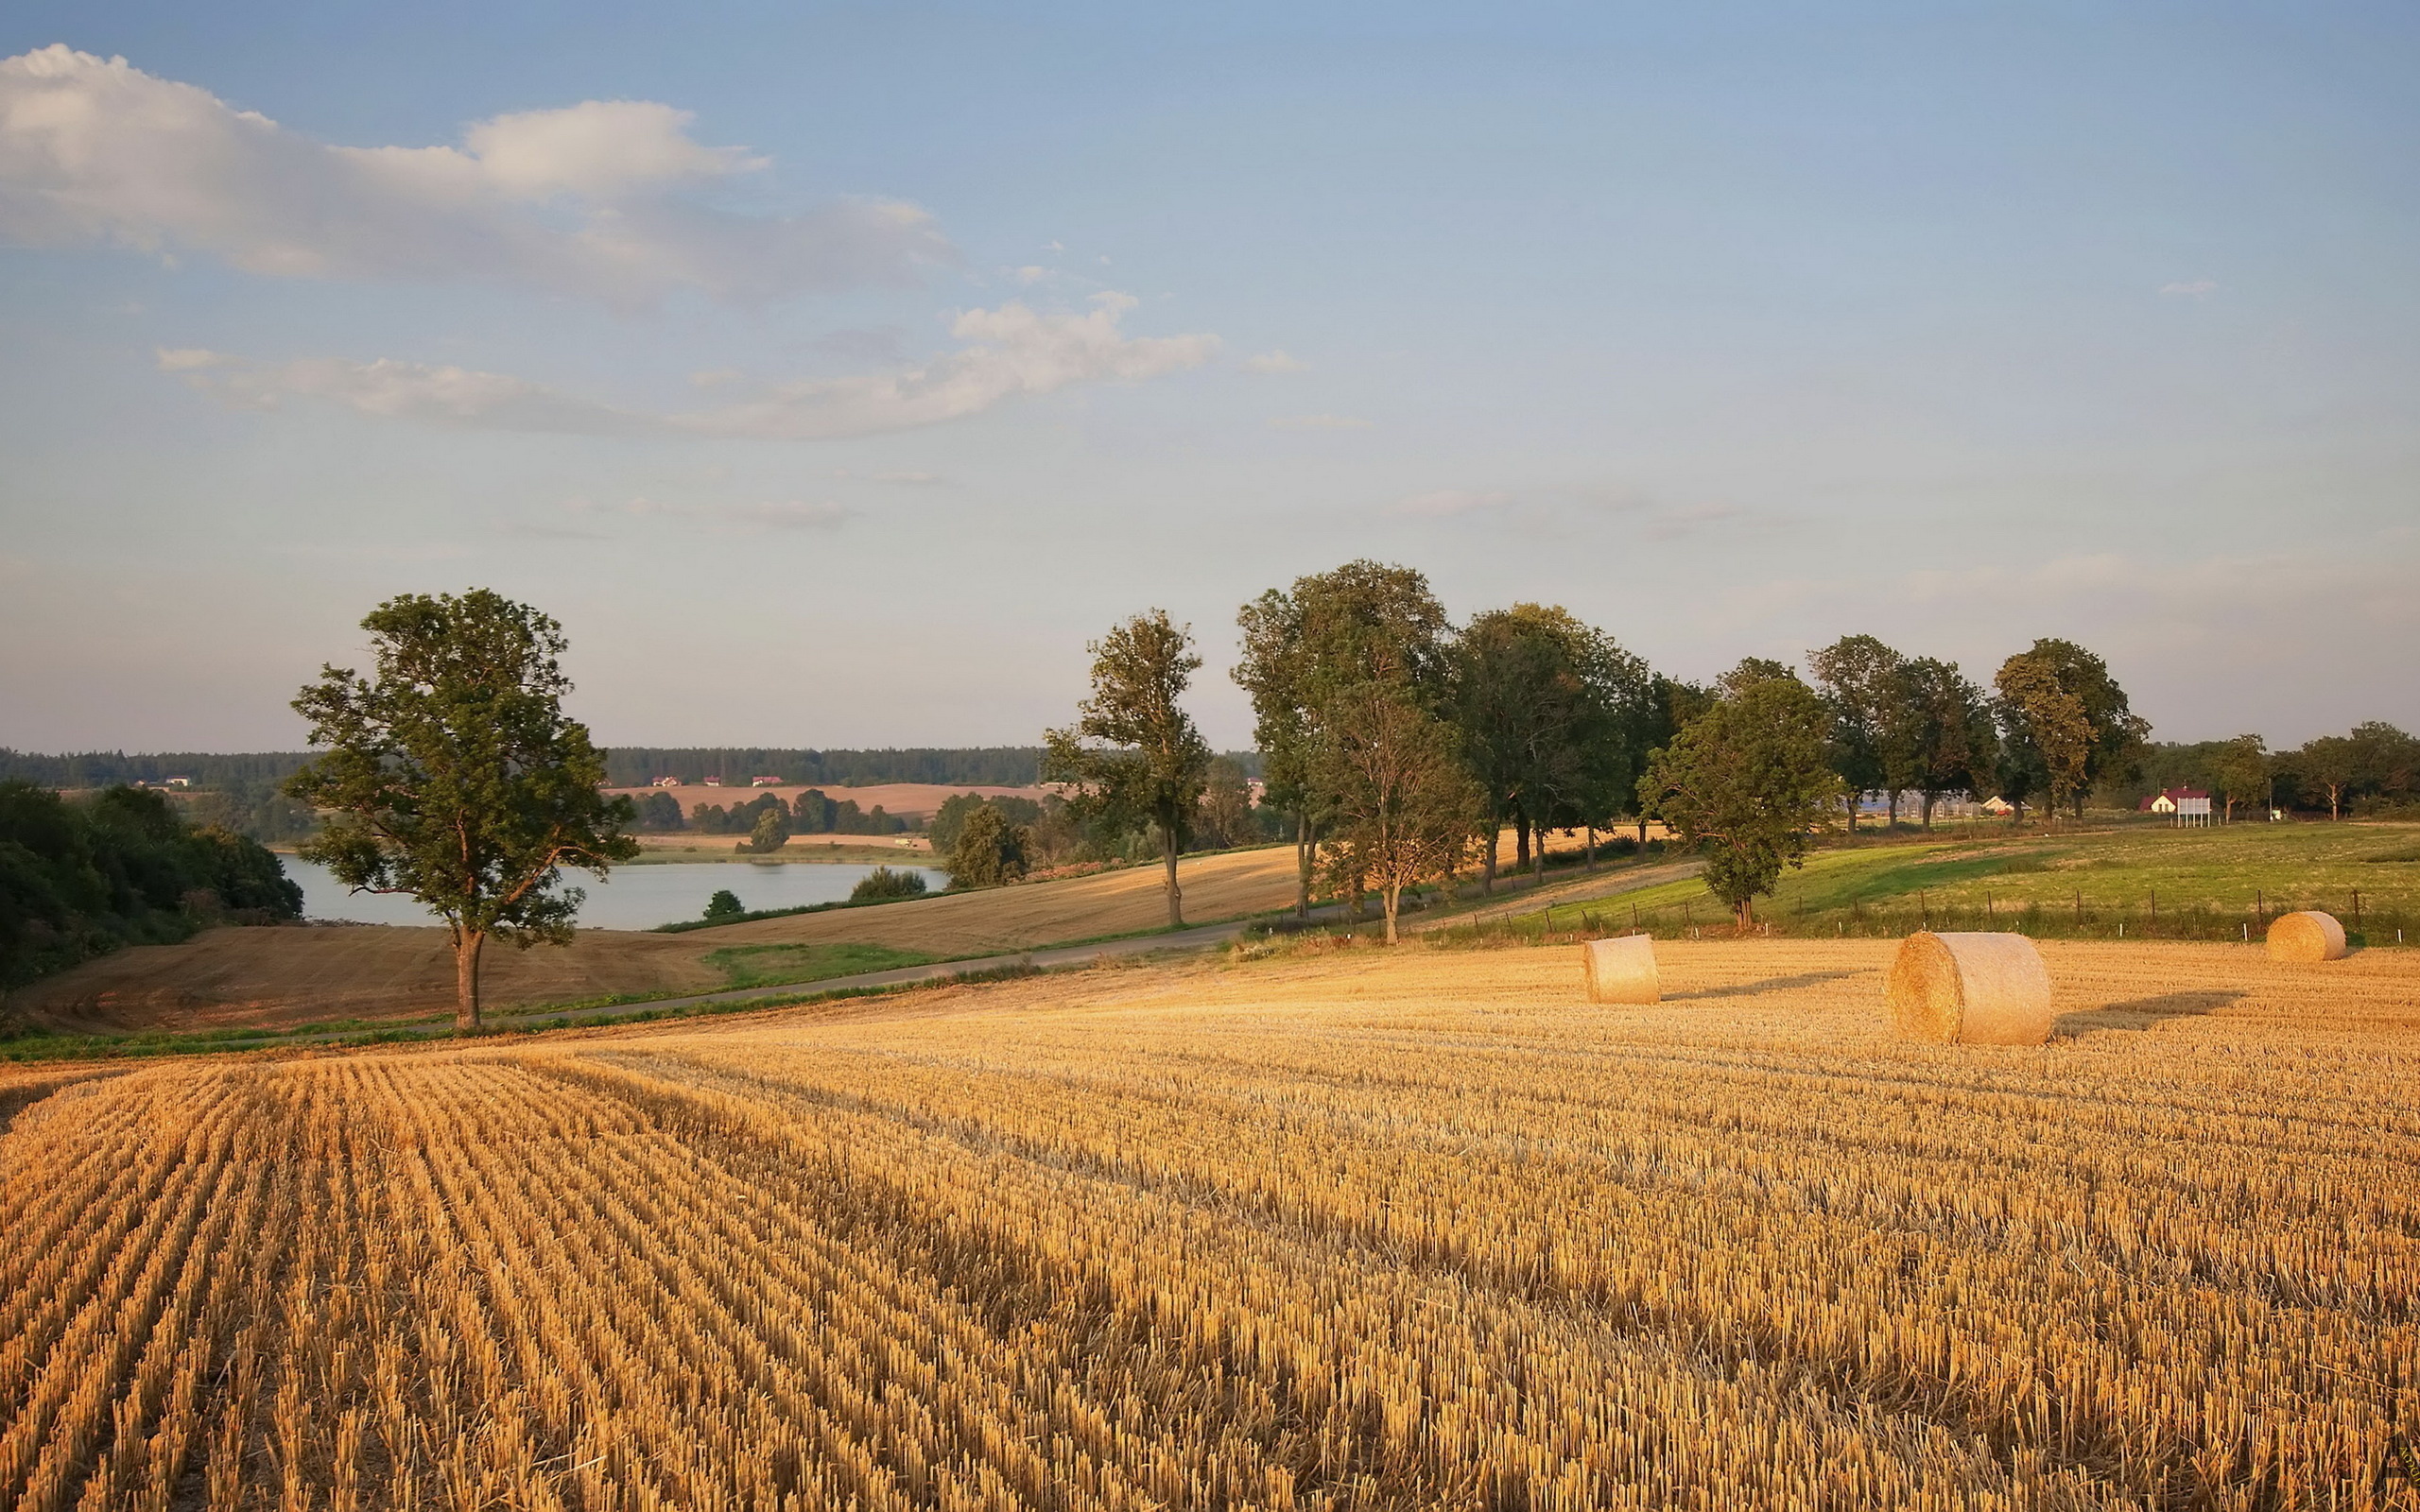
<box><xmin>1497</xmin><ymin>820</ymin><xmax>2420</xmax><ymax>943</ymax></box>
<box><xmin>3</xmin><ymin>937</ymin><xmax>2413</xmax><ymax>1507</ymax></box>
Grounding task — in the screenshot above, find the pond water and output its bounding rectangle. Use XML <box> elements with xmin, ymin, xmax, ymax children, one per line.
<box><xmin>279</xmin><ymin>857</ymin><xmax>950</xmax><ymax>932</ymax></box>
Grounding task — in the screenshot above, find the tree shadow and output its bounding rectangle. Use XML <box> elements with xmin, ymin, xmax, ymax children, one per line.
<box><xmin>1666</xmin><ymin>969</ymin><xmax>1873</xmax><ymax>1002</ymax></box>
<box><xmin>2055</xmin><ymin>990</ymin><xmax>2246</xmax><ymax>1038</ymax></box>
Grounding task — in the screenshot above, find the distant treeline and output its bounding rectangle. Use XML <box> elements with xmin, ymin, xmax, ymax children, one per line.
<box><xmin>600</xmin><ymin>747</ymin><xmax>1266</xmax><ymax>788</ymax></box>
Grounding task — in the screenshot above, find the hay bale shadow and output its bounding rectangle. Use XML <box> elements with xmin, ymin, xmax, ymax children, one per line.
<box><xmin>2055</xmin><ymin>990</ymin><xmax>2246</xmax><ymax>1038</ymax></box>
<box><xmin>1666</xmin><ymin>969</ymin><xmax>1873</xmax><ymax>1002</ymax></box>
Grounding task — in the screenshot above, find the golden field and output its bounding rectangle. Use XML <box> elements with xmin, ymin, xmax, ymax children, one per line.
<box><xmin>9</xmin><ymin>848</ymin><xmax>1305</xmax><ymax>1032</ymax></box>
<box><xmin>4</xmin><ymin>937</ymin><xmax>2414</xmax><ymax>1509</ymax></box>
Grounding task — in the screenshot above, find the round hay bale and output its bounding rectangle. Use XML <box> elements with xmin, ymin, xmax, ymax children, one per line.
<box><xmin>1582</xmin><ymin>935</ymin><xmax>1659</xmax><ymax>1004</ymax></box>
<box><xmin>2266</xmin><ymin>910</ymin><xmax>2347</xmax><ymax>963</ymax></box>
<box><xmin>1886</xmin><ymin>931</ymin><xmax>2052</xmax><ymax>1046</ymax></box>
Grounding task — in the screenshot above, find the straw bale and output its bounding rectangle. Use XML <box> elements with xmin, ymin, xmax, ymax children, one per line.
<box><xmin>1582</xmin><ymin>935</ymin><xmax>1660</xmax><ymax>1004</ymax></box>
<box><xmin>2265</xmin><ymin>910</ymin><xmax>2347</xmax><ymax>963</ymax></box>
<box><xmin>1886</xmin><ymin>931</ymin><xmax>2052</xmax><ymax>1046</ymax></box>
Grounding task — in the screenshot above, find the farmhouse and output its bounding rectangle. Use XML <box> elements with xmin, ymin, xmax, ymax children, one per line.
<box><xmin>2140</xmin><ymin>787</ymin><xmax>2214</xmax><ymax>826</ymax></box>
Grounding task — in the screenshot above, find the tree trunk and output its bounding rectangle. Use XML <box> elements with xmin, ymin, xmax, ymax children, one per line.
<box><xmin>1736</xmin><ymin>896</ymin><xmax>1754</xmax><ymax>931</ymax></box>
<box><xmin>1513</xmin><ymin>812</ymin><xmax>1530</xmax><ymax>873</ymax></box>
<box><xmin>1887</xmin><ymin>790</ymin><xmax>1900</xmax><ymax>827</ymax></box>
<box><xmin>1846</xmin><ymin>796</ymin><xmax>1858</xmax><ymax>834</ymax></box>
<box><xmin>1293</xmin><ymin>810</ymin><xmax>1311</xmax><ymax>918</ymax></box>
<box><xmin>1921</xmin><ymin>794</ymin><xmax>1935</xmax><ymax>829</ymax></box>
<box><xmin>1637</xmin><ymin>816</ymin><xmax>1648</xmax><ymax>845</ymax></box>
<box><xmin>1585</xmin><ymin>825</ymin><xmax>1596</xmax><ymax>872</ymax></box>
<box><xmin>1531</xmin><ymin>829</ymin><xmax>1545</xmax><ymax>883</ymax></box>
<box><xmin>1382</xmin><ymin>884</ymin><xmax>1400</xmax><ymax>944</ymax></box>
<box><xmin>454</xmin><ymin>928</ymin><xmax>485</xmax><ymax>1032</ymax></box>
<box><xmin>1480</xmin><ymin>812</ymin><xmax>1498</xmax><ymax>896</ymax></box>
<box><xmin>1163</xmin><ymin>826</ymin><xmax>1184</xmax><ymax>928</ymax></box>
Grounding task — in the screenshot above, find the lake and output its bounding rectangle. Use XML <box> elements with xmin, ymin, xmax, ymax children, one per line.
<box><xmin>279</xmin><ymin>857</ymin><xmax>950</xmax><ymax>932</ymax></box>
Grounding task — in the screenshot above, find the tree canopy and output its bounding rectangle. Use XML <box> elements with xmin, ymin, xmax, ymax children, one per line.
<box><xmin>1042</xmin><ymin>610</ymin><xmax>1212</xmax><ymax>928</ymax></box>
<box><xmin>285</xmin><ymin>590</ymin><xmax>636</xmax><ymax>1029</ymax></box>
<box><xmin>1639</xmin><ymin>665</ymin><xmax>1841</xmax><ymax>928</ymax></box>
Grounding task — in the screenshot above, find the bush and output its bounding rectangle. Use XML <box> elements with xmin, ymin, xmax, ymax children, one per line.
<box><xmin>702</xmin><ymin>888</ymin><xmax>745</xmax><ymax>923</ymax></box>
<box><xmin>947</xmin><ymin>806</ymin><xmax>1031</xmax><ymax>889</ymax></box>
<box><xmin>850</xmin><ymin>867</ymin><xmax>930</xmax><ymax>902</ymax></box>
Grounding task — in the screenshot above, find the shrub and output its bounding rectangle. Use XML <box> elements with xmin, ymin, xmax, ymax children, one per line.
<box><xmin>702</xmin><ymin>888</ymin><xmax>745</xmax><ymax>923</ymax></box>
<box><xmin>850</xmin><ymin>867</ymin><xmax>930</xmax><ymax>902</ymax></box>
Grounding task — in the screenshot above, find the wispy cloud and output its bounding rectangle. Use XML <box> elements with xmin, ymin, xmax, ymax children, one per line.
<box><xmin>1243</xmin><ymin>349</ymin><xmax>1305</xmax><ymax>373</ymax></box>
<box><xmin>1269</xmin><ymin>412</ymin><xmax>1369</xmax><ymax>430</ymax></box>
<box><xmin>2158</xmin><ymin>279</ymin><xmax>2219</xmax><ymax>297</ymax></box>
<box><xmin>159</xmin><ymin>292</ymin><xmax>1218</xmax><ymax>441</ymax></box>
<box><xmin>0</xmin><ymin>45</ymin><xmax>949</xmax><ymax>307</ymax></box>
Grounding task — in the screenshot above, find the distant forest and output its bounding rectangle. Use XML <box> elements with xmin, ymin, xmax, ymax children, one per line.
<box><xmin>0</xmin><ymin>747</ymin><xmax>1268</xmax><ymax>845</ymax></box>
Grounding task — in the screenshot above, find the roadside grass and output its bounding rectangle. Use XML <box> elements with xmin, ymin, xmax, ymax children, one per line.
<box><xmin>1432</xmin><ymin>821</ymin><xmax>2420</xmax><ymax>946</ymax></box>
<box><xmin>701</xmin><ymin>940</ymin><xmax>937</xmax><ymax>988</ymax></box>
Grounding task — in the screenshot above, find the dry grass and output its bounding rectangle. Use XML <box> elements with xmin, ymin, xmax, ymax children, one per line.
<box><xmin>5</xmin><ymin>938</ymin><xmax>2414</xmax><ymax>1508</ymax></box>
<box><xmin>9</xmin><ymin>848</ymin><xmax>1304</xmax><ymax>1032</ymax></box>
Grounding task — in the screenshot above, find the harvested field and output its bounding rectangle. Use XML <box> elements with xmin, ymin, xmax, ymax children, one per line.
<box><xmin>5</xmin><ymin>938</ymin><xmax>2415</xmax><ymax>1508</ymax></box>
<box><xmin>9</xmin><ymin>848</ymin><xmax>1303</xmax><ymax>1032</ymax></box>
<box><xmin>611</xmin><ymin>782</ymin><xmax>1050</xmax><ymax>822</ymax></box>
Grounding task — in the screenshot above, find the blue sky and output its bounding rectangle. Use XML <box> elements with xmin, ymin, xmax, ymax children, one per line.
<box><xmin>3</xmin><ymin>2</ymin><xmax>2414</xmax><ymax>752</ymax></box>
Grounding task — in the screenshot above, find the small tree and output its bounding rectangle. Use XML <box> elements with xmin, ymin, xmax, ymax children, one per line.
<box><xmin>1638</xmin><ymin>666</ymin><xmax>1840</xmax><ymax>929</ymax></box>
<box><xmin>1321</xmin><ymin>676</ymin><xmax>1480</xmax><ymax>943</ymax></box>
<box><xmin>703</xmin><ymin>888</ymin><xmax>745</xmax><ymax>923</ymax></box>
<box><xmin>742</xmin><ymin>801</ymin><xmax>791</xmax><ymax>853</ymax></box>
<box><xmin>285</xmin><ymin>590</ymin><xmax>636</xmax><ymax>1029</ymax></box>
<box><xmin>1993</xmin><ymin>656</ymin><xmax>2094</xmax><ymax>825</ymax></box>
<box><xmin>1043</xmin><ymin>610</ymin><xmax>1212</xmax><ymax>928</ymax></box>
<box><xmin>945</xmin><ymin>803</ymin><xmax>1031</xmax><ymax>888</ymax></box>
<box><xmin>1808</xmin><ymin>635</ymin><xmax>1904</xmax><ymax>832</ymax></box>
<box><xmin>2294</xmin><ymin>735</ymin><xmax>2359</xmax><ymax>821</ymax></box>
<box><xmin>2211</xmin><ymin>734</ymin><xmax>2270</xmax><ymax>821</ymax></box>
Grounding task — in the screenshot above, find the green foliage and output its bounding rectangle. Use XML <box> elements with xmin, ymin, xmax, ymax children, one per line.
<box><xmin>742</xmin><ymin>805</ymin><xmax>791</xmax><ymax>853</ymax></box>
<box><xmin>633</xmin><ymin>791</ymin><xmax>685</xmax><ymax>831</ymax></box>
<box><xmin>849</xmin><ymin>866</ymin><xmax>930</xmax><ymax>902</ymax></box>
<box><xmin>1043</xmin><ymin>610</ymin><xmax>1213</xmax><ymax>927</ymax></box>
<box><xmin>702</xmin><ymin>888</ymin><xmax>745</xmax><ymax>922</ymax></box>
<box><xmin>946</xmin><ymin>804</ymin><xmax>1032</xmax><ymax>889</ymax></box>
<box><xmin>1450</xmin><ymin>604</ymin><xmax>1651</xmax><ymax>882</ymax></box>
<box><xmin>285</xmin><ymin>589</ymin><xmax>637</xmax><ymax>1028</ymax></box>
<box><xmin>1195</xmin><ymin>757</ymin><xmax>1276</xmax><ymax>850</ymax></box>
<box><xmin>691</xmin><ymin>789</ymin><xmax>907</xmax><ymax>837</ymax></box>
<box><xmin>1993</xmin><ymin>639</ymin><xmax>2150</xmax><ymax>821</ymax></box>
<box><xmin>1808</xmin><ymin>635</ymin><xmax>1901</xmax><ymax>816</ymax></box>
<box><xmin>928</xmin><ymin>793</ymin><xmax>1045</xmax><ymax>858</ymax></box>
<box><xmin>0</xmin><ymin>780</ymin><xmax>301</xmax><ymax>988</ymax></box>
<box><xmin>1641</xmin><ymin>664</ymin><xmax>1842</xmax><ymax>926</ymax></box>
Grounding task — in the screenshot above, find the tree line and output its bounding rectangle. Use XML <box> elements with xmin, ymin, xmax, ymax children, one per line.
<box><xmin>631</xmin><ymin>789</ymin><xmax>910</xmax><ymax>843</ymax></box>
<box><xmin>0</xmin><ymin>782</ymin><xmax>302</xmax><ymax>992</ymax></box>
<box><xmin>1029</xmin><ymin>562</ymin><xmax>2221</xmax><ymax>938</ymax></box>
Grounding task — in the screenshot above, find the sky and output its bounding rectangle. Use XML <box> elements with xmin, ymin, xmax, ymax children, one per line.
<box><xmin>2</xmin><ymin>1</ymin><xmax>2414</xmax><ymax>754</ymax></box>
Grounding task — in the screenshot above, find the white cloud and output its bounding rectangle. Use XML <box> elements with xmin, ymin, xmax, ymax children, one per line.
<box><xmin>1269</xmin><ymin>412</ymin><xmax>1369</xmax><ymax>430</ymax></box>
<box><xmin>159</xmin><ymin>348</ymin><xmax>650</xmax><ymax>434</ymax></box>
<box><xmin>2158</xmin><ymin>279</ymin><xmax>2219</xmax><ymax>297</ymax></box>
<box><xmin>160</xmin><ymin>292</ymin><xmax>1218</xmax><ymax>440</ymax></box>
<box><xmin>1393</xmin><ymin>489</ymin><xmax>1514</xmax><ymax>517</ymax></box>
<box><xmin>1243</xmin><ymin>349</ymin><xmax>1306</xmax><ymax>374</ymax></box>
<box><xmin>674</xmin><ymin>293</ymin><xmax>1219</xmax><ymax>439</ymax></box>
<box><xmin>1011</xmin><ymin>265</ymin><xmax>1048</xmax><ymax>284</ymax></box>
<box><xmin>0</xmin><ymin>45</ymin><xmax>948</xmax><ymax>306</ymax></box>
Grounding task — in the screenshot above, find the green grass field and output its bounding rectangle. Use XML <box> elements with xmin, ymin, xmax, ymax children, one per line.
<box><xmin>1482</xmin><ymin>820</ymin><xmax>2420</xmax><ymax>944</ymax></box>
<box><xmin>698</xmin><ymin>939</ymin><xmax>938</xmax><ymax>988</ymax></box>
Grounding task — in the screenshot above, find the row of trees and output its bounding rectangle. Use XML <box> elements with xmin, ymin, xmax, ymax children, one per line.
<box><xmin>1042</xmin><ymin>564</ymin><xmax>2179</xmax><ymax>938</ymax></box>
<box><xmin>1806</xmin><ymin>634</ymin><xmax>2149</xmax><ymax>827</ymax></box>
<box><xmin>0</xmin><ymin>782</ymin><xmax>301</xmax><ymax>989</ymax></box>
<box><xmin>2130</xmin><ymin>725</ymin><xmax>2419</xmax><ymax>821</ymax></box>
